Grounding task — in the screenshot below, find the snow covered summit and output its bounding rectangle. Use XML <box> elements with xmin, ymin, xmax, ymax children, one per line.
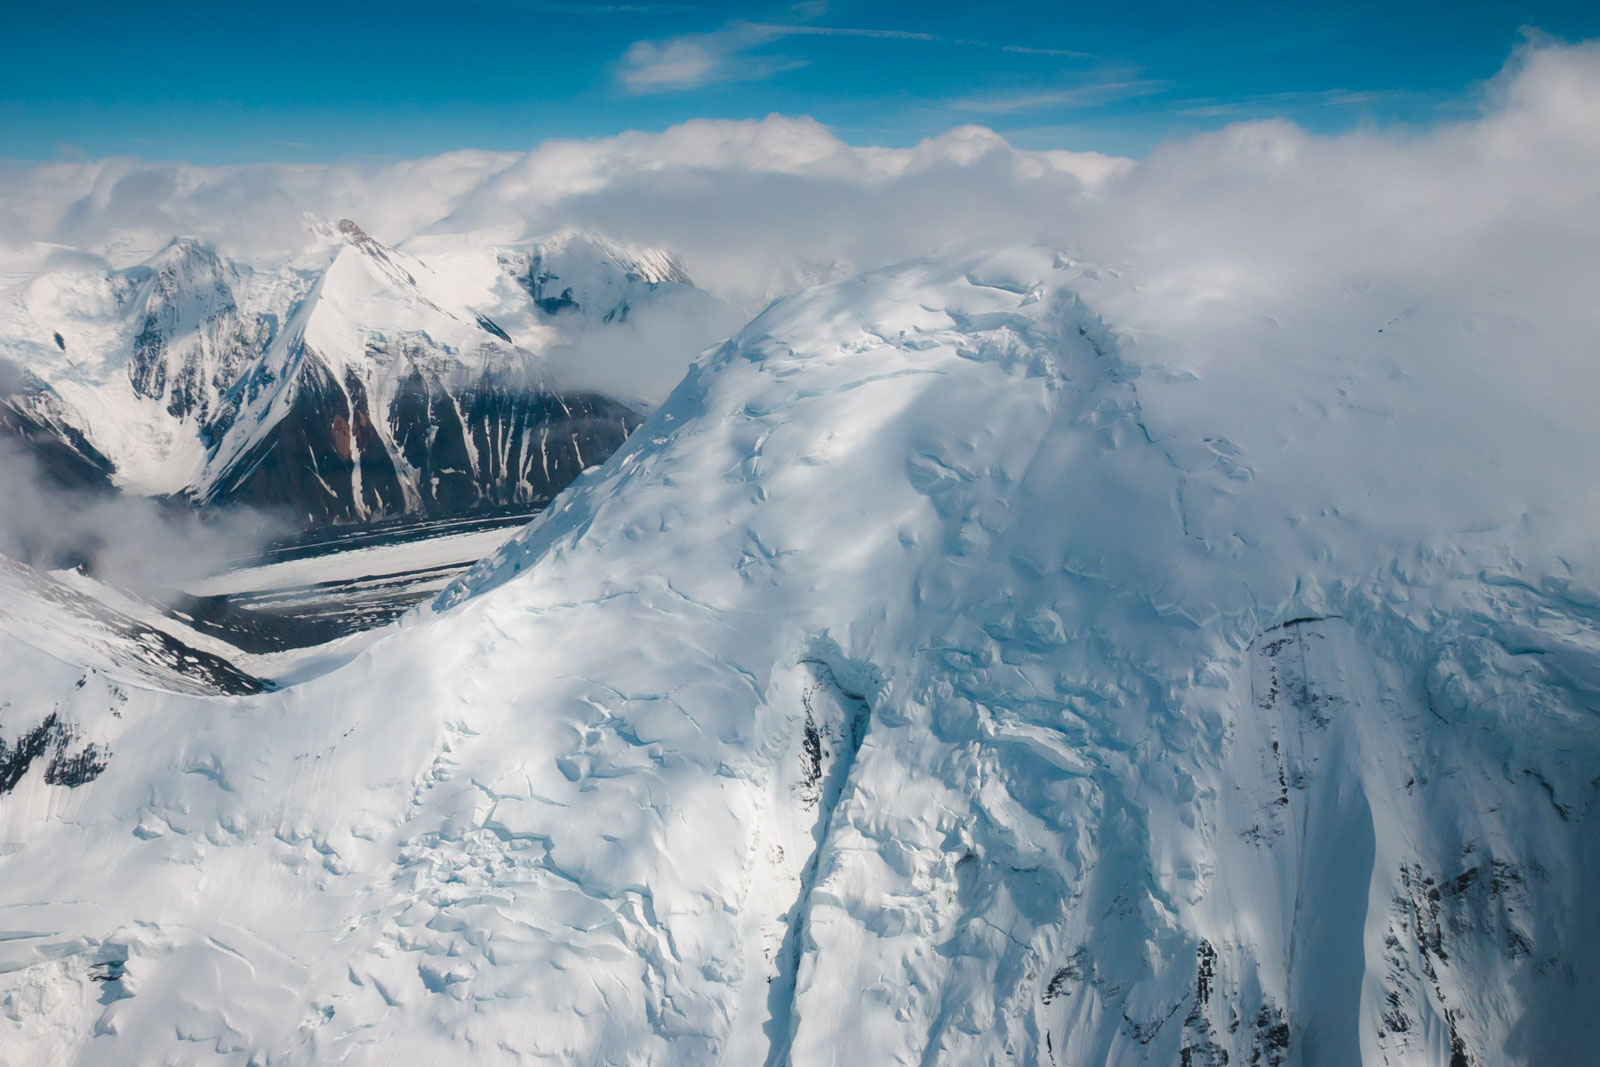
<box><xmin>0</xmin><ymin>247</ymin><xmax>1596</xmax><ymax>1065</ymax></box>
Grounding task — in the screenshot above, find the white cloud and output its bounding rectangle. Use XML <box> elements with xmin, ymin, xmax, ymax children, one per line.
<box><xmin>1</xmin><ymin>36</ymin><xmax>1595</xmax><ymax>346</ymax></box>
<box><xmin>620</xmin><ymin>37</ymin><xmax>722</xmax><ymax>91</ymax></box>
<box><xmin>1001</xmin><ymin>44</ymin><xmax>1095</xmax><ymax>58</ymax></box>
<box><xmin>1170</xmin><ymin>87</ymin><xmax>1440</xmax><ymax>119</ymax></box>
<box><xmin>617</xmin><ymin>23</ymin><xmax>801</xmax><ymax>93</ymax></box>
<box><xmin>0</xmin><ymin>115</ymin><xmax>1128</xmax><ymax>291</ymax></box>
<box><xmin>614</xmin><ymin>15</ymin><xmax>1101</xmax><ymax>94</ymax></box>
<box><xmin>951</xmin><ymin>79</ymin><xmax>1168</xmax><ymax>114</ymax></box>
<box><xmin>0</xmin><ymin>437</ymin><xmax>283</xmax><ymax>595</ymax></box>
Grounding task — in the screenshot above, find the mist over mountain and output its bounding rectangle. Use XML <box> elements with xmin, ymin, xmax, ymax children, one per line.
<box><xmin>0</xmin><ymin>33</ymin><xmax>1597</xmax><ymax>1067</ymax></box>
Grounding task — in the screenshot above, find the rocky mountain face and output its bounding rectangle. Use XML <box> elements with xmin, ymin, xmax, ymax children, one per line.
<box><xmin>123</xmin><ymin>238</ymin><xmax>278</xmax><ymax>429</ymax></box>
<box><xmin>0</xmin><ymin>224</ymin><xmax>703</xmax><ymax>524</ymax></box>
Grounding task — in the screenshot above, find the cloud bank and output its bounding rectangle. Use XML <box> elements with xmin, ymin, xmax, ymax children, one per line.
<box><xmin>0</xmin><ymin>37</ymin><xmax>1595</xmax><ymax>356</ymax></box>
<box><xmin>0</xmin><ymin>442</ymin><xmax>282</xmax><ymax>595</ymax></box>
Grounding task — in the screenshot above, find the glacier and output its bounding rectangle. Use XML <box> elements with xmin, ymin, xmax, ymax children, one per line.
<box><xmin>0</xmin><ymin>245</ymin><xmax>1596</xmax><ymax>1065</ymax></box>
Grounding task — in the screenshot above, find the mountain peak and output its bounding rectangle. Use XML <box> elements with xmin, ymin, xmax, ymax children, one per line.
<box><xmin>145</xmin><ymin>234</ymin><xmax>226</xmax><ymax>278</ymax></box>
<box><xmin>502</xmin><ymin>230</ymin><xmax>695</xmax><ymax>324</ymax></box>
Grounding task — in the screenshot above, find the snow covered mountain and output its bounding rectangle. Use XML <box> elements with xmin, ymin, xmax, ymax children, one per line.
<box><xmin>0</xmin><ymin>224</ymin><xmax>714</xmax><ymax>523</ymax></box>
<box><xmin>0</xmin><ymin>247</ymin><xmax>1596</xmax><ymax>1065</ymax></box>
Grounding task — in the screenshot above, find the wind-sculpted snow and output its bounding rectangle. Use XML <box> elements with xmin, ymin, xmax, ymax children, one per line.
<box><xmin>1</xmin><ymin>249</ymin><xmax>1597</xmax><ymax>1065</ymax></box>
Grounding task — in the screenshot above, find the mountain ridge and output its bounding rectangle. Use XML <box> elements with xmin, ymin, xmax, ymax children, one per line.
<box><xmin>0</xmin><ymin>222</ymin><xmax>713</xmax><ymax>524</ymax></box>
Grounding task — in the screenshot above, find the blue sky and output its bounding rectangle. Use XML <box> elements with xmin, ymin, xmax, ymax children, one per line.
<box><xmin>3</xmin><ymin>0</ymin><xmax>1597</xmax><ymax>163</ymax></box>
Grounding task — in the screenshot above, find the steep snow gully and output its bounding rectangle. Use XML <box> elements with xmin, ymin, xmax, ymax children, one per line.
<box><xmin>1</xmin><ymin>247</ymin><xmax>1597</xmax><ymax>1065</ymax></box>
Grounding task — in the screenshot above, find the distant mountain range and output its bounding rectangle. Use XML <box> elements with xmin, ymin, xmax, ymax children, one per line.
<box><xmin>0</xmin><ymin>223</ymin><xmax>716</xmax><ymax>523</ymax></box>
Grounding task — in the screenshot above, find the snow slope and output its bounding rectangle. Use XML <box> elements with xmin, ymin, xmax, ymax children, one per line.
<box><xmin>0</xmin><ymin>248</ymin><xmax>1596</xmax><ymax>1065</ymax></box>
<box><xmin>0</xmin><ymin>558</ymin><xmax>263</xmax><ymax>698</ymax></box>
